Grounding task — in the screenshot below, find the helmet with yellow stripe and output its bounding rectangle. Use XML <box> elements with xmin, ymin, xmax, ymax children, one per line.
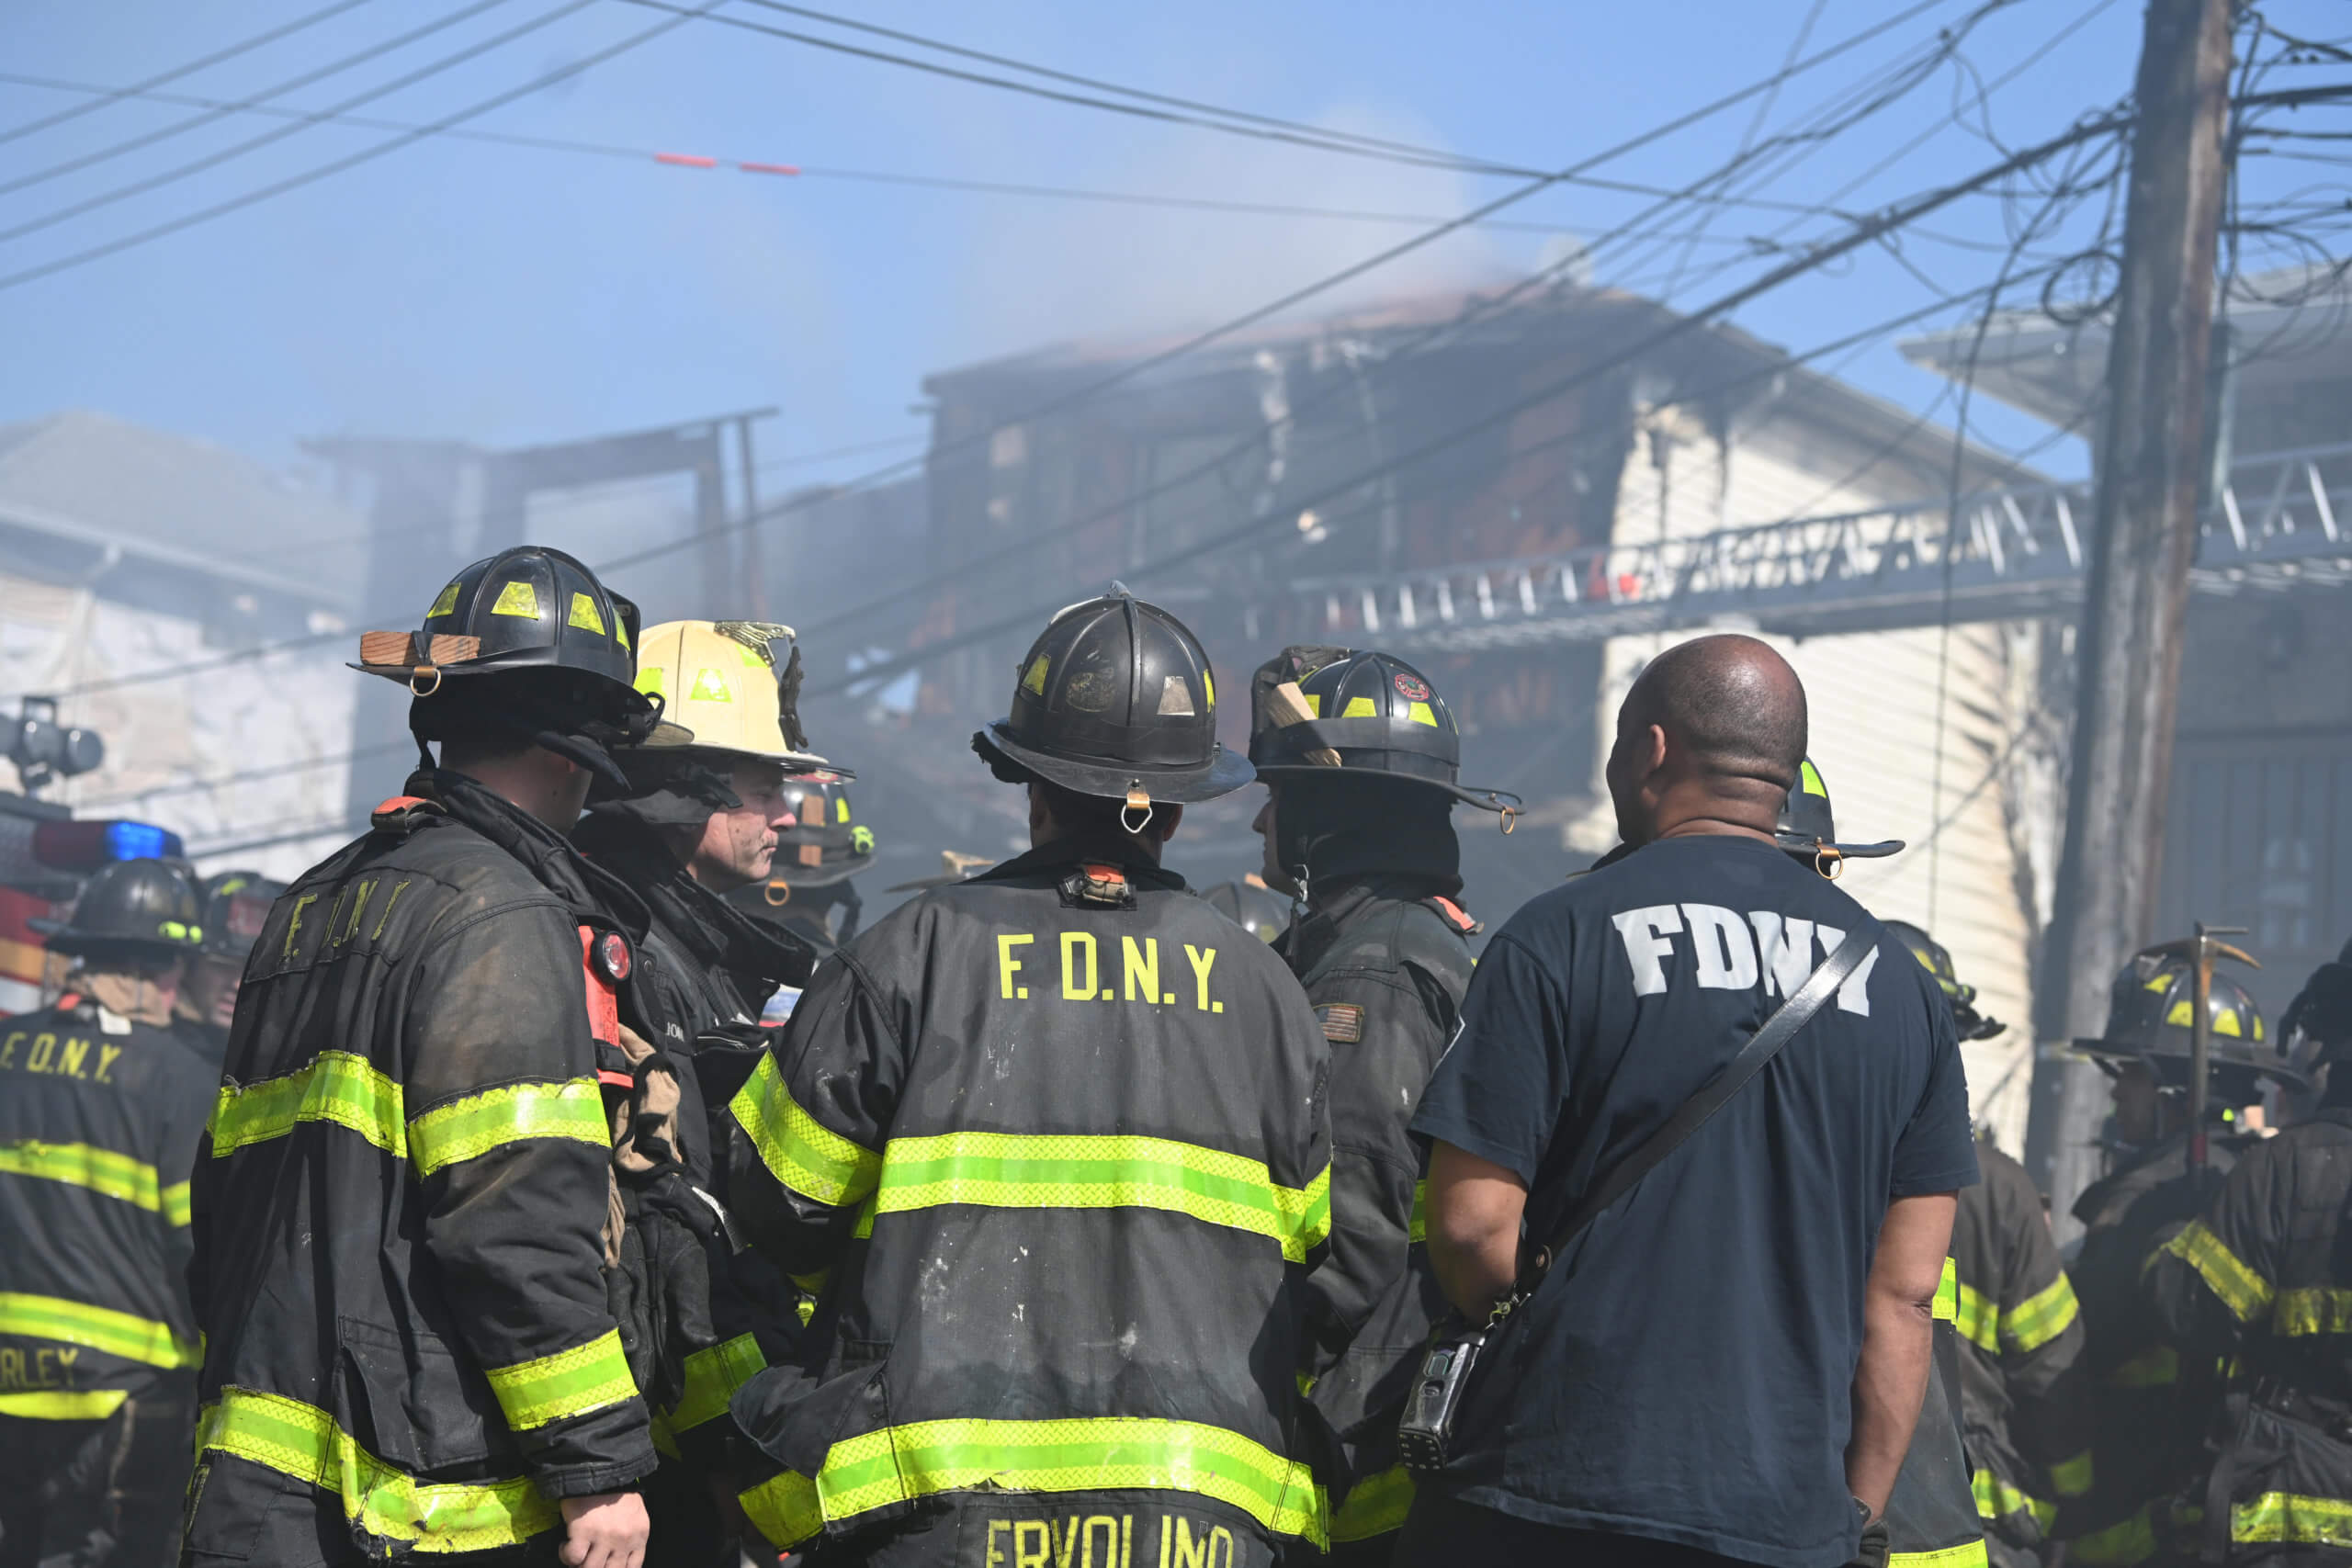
<box><xmin>2075</xmin><ymin>949</ymin><xmax>2303</xmax><ymax>1092</ymax></box>
<box><xmin>1774</xmin><ymin>757</ymin><xmax>1903</xmax><ymax>876</ymax></box>
<box><xmin>351</xmin><ymin>546</ymin><xmax>667</xmax><ymax>788</ymax></box>
<box><xmin>625</xmin><ymin>620</ymin><xmax>830</xmax><ymax>770</ymax></box>
<box><xmin>1247</xmin><ymin>646</ymin><xmax>1517</xmax><ymax>815</ymax></box>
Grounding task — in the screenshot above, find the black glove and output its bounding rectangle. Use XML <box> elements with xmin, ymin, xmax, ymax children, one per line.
<box><xmin>1848</xmin><ymin>1515</ymin><xmax>1891</xmax><ymax>1568</ymax></box>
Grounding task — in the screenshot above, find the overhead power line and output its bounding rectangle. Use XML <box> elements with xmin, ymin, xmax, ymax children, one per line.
<box><xmin>0</xmin><ymin>67</ymin><xmax>1903</xmax><ymax>228</ymax></box>
<box><xmin>0</xmin><ymin>0</ymin><xmax>591</xmax><ymax>247</ymax></box>
<box><xmin>791</xmin><ymin>110</ymin><xmax>2134</xmax><ymax>700</ymax></box>
<box><xmin>0</xmin><ymin>0</ymin><xmax>2025</xmax><ymax>704</ymax></box>
<box><xmin>0</xmin><ymin>0</ymin><xmax>375</xmax><ymax>149</ymax></box>
<box><xmin>0</xmin><ymin>0</ymin><xmax>722</xmax><ymax>295</ymax></box>
<box><xmin>597</xmin><ymin>0</ymin><xmax>1976</xmax><ymax>576</ymax></box>
<box><xmin>0</xmin><ymin>0</ymin><xmax>522</xmax><ymax>201</ymax></box>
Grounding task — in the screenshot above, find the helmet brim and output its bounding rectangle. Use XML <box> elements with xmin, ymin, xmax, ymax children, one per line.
<box><xmin>2071</xmin><ymin>1038</ymin><xmax>2309</xmax><ymax>1091</ymax></box>
<box><xmin>625</xmin><ymin>735</ymin><xmax>840</xmax><ymax>773</ymax></box>
<box><xmin>974</xmin><ymin>720</ymin><xmax>1255</xmax><ymax>805</ymax></box>
<box><xmin>1775</xmin><ymin>832</ymin><xmax>1905</xmax><ymax>860</ymax></box>
<box><xmin>1250</xmin><ymin>762</ymin><xmax>1521</xmax><ymax>815</ymax></box>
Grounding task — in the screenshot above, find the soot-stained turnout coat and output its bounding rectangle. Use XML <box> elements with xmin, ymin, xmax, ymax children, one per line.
<box><xmin>182</xmin><ymin>770</ymin><xmax>658</xmax><ymax>1561</ymax></box>
<box><xmin>1272</xmin><ymin>874</ymin><xmax>1474</xmax><ymax>1557</ymax></box>
<box><xmin>725</xmin><ymin>833</ymin><xmax>1335</xmax><ymax>1566</ymax></box>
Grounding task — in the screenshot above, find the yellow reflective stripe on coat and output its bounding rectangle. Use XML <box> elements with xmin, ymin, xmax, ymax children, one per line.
<box><xmin>407</xmin><ymin>1078</ymin><xmax>605</xmax><ymax>1178</ymax></box>
<box><xmin>163</xmin><ymin>1179</ymin><xmax>190</xmax><ymax>1227</ymax></box>
<box><xmin>670</xmin><ymin>1333</ymin><xmax>766</xmax><ymax>1433</ymax></box>
<box><xmin>1890</xmin><ymin>1542</ymin><xmax>1990</xmax><ymax>1568</ymax></box>
<box><xmin>0</xmin><ymin>1292</ymin><xmax>197</xmax><ymax>1369</ymax></box>
<box><xmin>729</xmin><ymin>1055</ymin><xmax>880</xmax><ymax>1208</ymax></box>
<box><xmin>2233</xmin><ymin>1491</ymin><xmax>2352</xmax><ymax>1546</ymax></box>
<box><xmin>1934</xmin><ymin>1258</ymin><xmax>1958</xmax><ymax>1323</ymax></box>
<box><xmin>209</xmin><ymin>1051</ymin><xmax>403</xmax><ymax>1158</ymax></box>
<box><xmin>2163</xmin><ymin>1220</ymin><xmax>2274</xmax><ymax>1323</ymax></box>
<box><xmin>738</xmin><ymin>1416</ymin><xmax>1326</xmax><ymax>1549</ymax></box>
<box><xmin>2274</xmin><ymin>1288</ymin><xmax>2352</xmax><ymax>1337</ymax></box>
<box><xmin>1952</xmin><ymin>1280</ymin><xmax>2000</xmax><ymax>1353</ymax></box>
<box><xmin>0</xmin><ymin>1389</ymin><xmax>127</xmax><ymax>1420</ymax></box>
<box><xmin>2071</xmin><ymin>1506</ymin><xmax>2158</xmax><ymax>1565</ymax></box>
<box><xmin>1330</xmin><ymin>1464</ymin><xmax>1415</xmax><ymax>1542</ymax></box>
<box><xmin>198</xmin><ymin>1386</ymin><xmax>558</xmax><ymax>1552</ymax></box>
<box><xmin>853</xmin><ymin>1131</ymin><xmax>1332</xmax><ymax>1262</ymax></box>
<box><xmin>2003</xmin><ymin>1273</ymin><xmax>2080</xmax><ymax>1353</ymax></box>
<box><xmin>481</xmin><ymin>1329</ymin><xmax>636</xmax><ymax>1431</ymax></box>
<box><xmin>0</xmin><ymin>1138</ymin><xmax>170</xmax><ymax>1215</ymax></box>
<box><xmin>1972</xmin><ymin>1467</ymin><xmax>2056</xmax><ymax>1532</ymax></box>
<box><xmin>2051</xmin><ymin>1448</ymin><xmax>2096</xmax><ymax>1498</ymax></box>
<box><xmin>1408</xmin><ymin>1179</ymin><xmax>1427</xmax><ymax>1245</ymax></box>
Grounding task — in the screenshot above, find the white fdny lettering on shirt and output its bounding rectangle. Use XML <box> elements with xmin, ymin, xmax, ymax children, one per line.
<box><xmin>1613</xmin><ymin>905</ymin><xmax>1878</xmax><ymax>1014</ymax></box>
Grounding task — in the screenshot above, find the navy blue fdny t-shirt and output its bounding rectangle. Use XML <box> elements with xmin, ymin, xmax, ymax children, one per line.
<box><xmin>1409</xmin><ymin>834</ymin><xmax>1977</xmax><ymax>1568</ymax></box>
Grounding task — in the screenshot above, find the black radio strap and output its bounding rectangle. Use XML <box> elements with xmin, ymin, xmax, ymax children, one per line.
<box><xmin>1528</xmin><ymin>924</ymin><xmax>1879</xmax><ymax>1273</ymax></box>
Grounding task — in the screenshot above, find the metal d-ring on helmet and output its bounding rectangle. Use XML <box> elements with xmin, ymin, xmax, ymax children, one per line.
<box><xmin>1884</xmin><ymin>919</ymin><xmax>2007</xmax><ymax>1042</ymax></box>
<box><xmin>352</xmin><ymin>545</ymin><xmax>671</xmax><ymax>789</ymax></box>
<box><xmin>30</xmin><ymin>859</ymin><xmax>206</xmax><ymax>963</ymax></box>
<box><xmin>2075</xmin><ymin>947</ymin><xmax>2302</xmax><ymax>1097</ymax></box>
<box><xmin>1776</xmin><ymin>757</ymin><xmax>1904</xmax><ymax>878</ymax></box>
<box><xmin>972</xmin><ymin>589</ymin><xmax>1253</xmax><ymax>816</ymax></box>
<box><xmin>1246</xmin><ymin>646</ymin><xmax>1521</xmax><ymax>819</ymax></box>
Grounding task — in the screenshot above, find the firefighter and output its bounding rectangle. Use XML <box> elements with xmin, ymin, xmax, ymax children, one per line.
<box><xmin>1241</xmin><ymin>645</ymin><xmax>1513</xmax><ymax>1561</ymax></box>
<box><xmin>573</xmin><ymin>618</ymin><xmax>827</xmax><ymax>1562</ymax></box>
<box><xmin>2062</xmin><ymin>951</ymin><xmax>2301</xmax><ymax>1568</ymax></box>
<box><xmin>1773</xmin><ymin>764</ymin><xmax>1987</xmax><ymax>1568</ymax></box>
<box><xmin>740</xmin><ymin>772</ymin><xmax>878</xmax><ymax>957</ymax></box>
<box><xmin>0</xmin><ymin>859</ymin><xmax>210</xmax><ymax>1568</ymax></box>
<box><xmin>182</xmin><ymin>546</ymin><xmax>668</xmax><ymax>1568</ymax></box>
<box><xmin>173</xmin><ymin>870</ymin><xmax>285</xmax><ymax>1066</ymax></box>
<box><xmin>2144</xmin><ymin>940</ymin><xmax>2352</xmax><ymax>1568</ymax></box>
<box><xmin>1885</xmin><ymin>920</ymin><xmax>2095</xmax><ymax>1568</ymax></box>
<box><xmin>724</xmin><ymin>590</ymin><xmax>1334</xmax><ymax>1566</ymax></box>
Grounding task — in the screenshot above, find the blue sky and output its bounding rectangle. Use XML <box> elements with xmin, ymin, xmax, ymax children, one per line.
<box><xmin>4</xmin><ymin>0</ymin><xmax>2346</xmax><ymax>508</ymax></box>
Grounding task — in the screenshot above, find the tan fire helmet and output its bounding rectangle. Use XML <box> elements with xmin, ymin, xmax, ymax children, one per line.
<box><xmin>628</xmin><ymin>620</ymin><xmax>831</xmax><ymax>770</ymax></box>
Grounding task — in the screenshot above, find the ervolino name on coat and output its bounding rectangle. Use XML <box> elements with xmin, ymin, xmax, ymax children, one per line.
<box><xmin>1611</xmin><ymin>903</ymin><xmax>1880</xmax><ymax>1013</ymax></box>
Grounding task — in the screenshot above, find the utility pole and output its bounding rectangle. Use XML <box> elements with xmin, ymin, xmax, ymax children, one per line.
<box><xmin>2031</xmin><ymin>0</ymin><xmax>2233</xmax><ymax>1237</ymax></box>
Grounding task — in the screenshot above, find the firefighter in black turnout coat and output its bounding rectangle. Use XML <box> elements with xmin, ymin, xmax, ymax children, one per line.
<box><xmin>574</xmin><ymin>617</ymin><xmax>826</xmax><ymax>1560</ymax></box>
<box><xmin>2146</xmin><ymin>939</ymin><xmax>2352</xmax><ymax>1568</ymax></box>
<box><xmin>724</xmin><ymin>592</ymin><xmax>1335</xmax><ymax>1566</ymax></box>
<box><xmin>181</xmin><ymin>547</ymin><xmax>671</xmax><ymax>1568</ymax></box>
<box><xmin>2063</xmin><ymin>952</ymin><xmax>2300</xmax><ymax>1568</ymax></box>
<box><xmin>1243</xmin><ymin>646</ymin><xmax>1514</xmax><ymax>1561</ymax></box>
<box><xmin>0</xmin><ymin>859</ymin><xmax>213</xmax><ymax>1568</ymax></box>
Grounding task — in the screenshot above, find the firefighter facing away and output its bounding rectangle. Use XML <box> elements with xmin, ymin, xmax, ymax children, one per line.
<box><xmin>723</xmin><ymin>590</ymin><xmax>1336</xmax><ymax>1565</ymax></box>
<box><xmin>0</xmin><ymin>859</ymin><xmax>213</xmax><ymax>1568</ymax></box>
<box><xmin>1244</xmin><ymin>645</ymin><xmax>1514</xmax><ymax>1562</ymax></box>
<box><xmin>2145</xmin><ymin>937</ymin><xmax>2352</xmax><ymax>1568</ymax></box>
<box><xmin>182</xmin><ymin>546</ymin><xmax>670</xmax><ymax>1568</ymax></box>
<box><xmin>1881</xmin><ymin>920</ymin><xmax>2093</xmax><ymax>1568</ymax></box>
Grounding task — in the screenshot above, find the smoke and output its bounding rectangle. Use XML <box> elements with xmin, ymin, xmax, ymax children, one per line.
<box><xmin>939</xmin><ymin>99</ymin><xmax>1532</xmax><ymax>362</ymax></box>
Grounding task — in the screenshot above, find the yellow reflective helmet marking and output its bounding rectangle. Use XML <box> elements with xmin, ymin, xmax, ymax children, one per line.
<box><xmin>1800</xmin><ymin>759</ymin><xmax>1827</xmax><ymax>796</ymax></box>
<box><xmin>635</xmin><ymin>668</ymin><xmax>665</xmax><ymax>697</ymax></box>
<box><xmin>427</xmin><ymin>582</ymin><xmax>459</xmax><ymax>619</ymax></box>
<box><xmin>1406</xmin><ymin>701</ymin><xmax>1438</xmax><ymax>728</ymax></box>
<box><xmin>567</xmin><ymin>593</ymin><xmax>605</xmax><ymax>636</ymax></box>
<box><xmin>489</xmin><ymin>581</ymin><xmax>538</xmax><ymax>619</ymax></box>
<box><xmin>836</xmin><ymin>796</ymin><xmax>851</xmax><ymax>824</ymax></box>
<box><xmin>690</xmin><ymin>668</ymin><xmax>733</xmax><ymax>704</ymax></box>
<box><xmin>1022</xmin><ymin>655</ymin><xmax>1051</xmax><ymax>695</ymax></box>
<box><xmin>1341</xmin><ymin>696</ymin><xmax>1376</xmax><ymax>718</ymax></box>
